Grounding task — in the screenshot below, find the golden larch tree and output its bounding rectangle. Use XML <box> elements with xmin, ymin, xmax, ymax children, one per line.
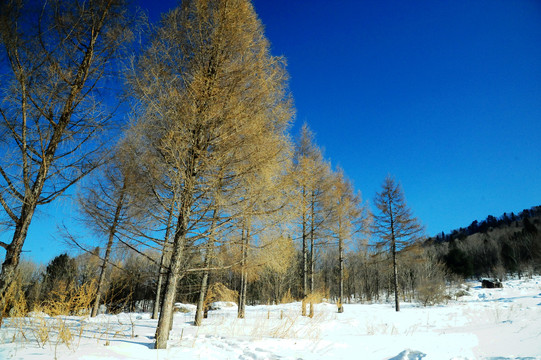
<box><xmin>129</xmin><ymin>0</ymin><xmax>293</xmax><ymax>349</ymax></box>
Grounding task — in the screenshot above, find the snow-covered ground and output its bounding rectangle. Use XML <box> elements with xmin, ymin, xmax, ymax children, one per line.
<box><xmin>0</xmin><ymin>276</ymin><xmax>540</xmax><ymax>359</ymax></box>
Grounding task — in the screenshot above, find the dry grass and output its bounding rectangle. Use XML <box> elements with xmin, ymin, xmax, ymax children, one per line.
<box><xmin>416</xmin><ymin>278</ymin><xmax>448</xmax><ymax>306</ymax></box>
<box><xmin>280</xmin><ymin>289</ymin><xmax>294</xmax><ymax>304</ymax></box>
<box><xmin>0</xmin><ymin>276</ymin><xmax>27</xmax><ymax>325</ymax></box>
<box><xmin>0</xmin><ymin>279</ymin><xmax>107</xmax><ymax>353</ymax></box>
<box><xmin>337</xmin><ymin>298</ymin><xmax>344</xmax><ymax>313</ymax></box>
<box><xmin>204</xmin><ymin>282</ymin><xmax>239</xmax><ymax>308</ymax></box>
<box><xmin>300</xmin><ymin>291</ymin><xmax>326</xmax><ymax>317</ymax></box>
<box><xmin>40</xmin><ymin>281</ymin><xmax>97</xmax><ymax>317</ymax></box>
<box><xmin>205</xmin><ymin>307</ymin><xmax>326</xmax><ymax>342</ymax></box>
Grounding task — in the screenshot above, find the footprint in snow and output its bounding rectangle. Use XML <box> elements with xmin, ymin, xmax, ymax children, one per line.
<box><xmin>239</xmin><ymin>346</ymin><xmax>280</xmax><ymax>360</ymax></box>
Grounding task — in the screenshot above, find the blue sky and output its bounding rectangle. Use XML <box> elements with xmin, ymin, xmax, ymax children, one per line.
<box><xmin>5</xmin><ymin>0</ymin><xmax>541</xmax><ymax>264</ymax></box>
<box><xmin>252</xmin><ymin>0</ymin><xmax>541</xmax><ymax>236</ymax></box>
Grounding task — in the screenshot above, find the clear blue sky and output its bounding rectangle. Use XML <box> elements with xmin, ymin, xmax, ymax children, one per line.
<box><xmin>6</xmin><ymin>0</ymin><xmax>541</xmax><ymax>264</ymax></box>
<box><xmin>252</xmin><ymin>0</ymin><xmax>541</xmax><ymax>237</ymax></box>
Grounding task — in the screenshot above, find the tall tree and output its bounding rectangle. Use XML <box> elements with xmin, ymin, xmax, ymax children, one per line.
<box><xmin>130</xmin><ymin>0</ymin><xmax>292</xmax><ymax>349</ymax></box>
<box><xmin>76</xmin><ymin>144</ymin><xmax>145</xmax><ymax>317</ymax></box>
<box><xmin>292</xmin><ymin>124</ymin><xmax>331</xmax><ymax>313</ymax></box>
<box><xmin>0</xmin><ymin>0</ymin><xmax>133</xmax><ymax>304</ymax></box>
<box><xmin>328</xmin><ymin>168</ymin><xmax>366</xmax><ymax>312</ymax></box>
<box><xmin>372</xmin><ymin>175</ymin><xmax>423</xmax><ymax>312</ymax></box>
<box><xmin>234</xmin><ymin>172</ymin><xmax>293</xmax><ymax>319</ymax></box>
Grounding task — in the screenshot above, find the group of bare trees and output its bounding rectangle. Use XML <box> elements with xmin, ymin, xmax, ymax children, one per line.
<box><xmin>0</xmin><ymin>0</ymin><xmax>435</xmax><ymax>350</ymax></box>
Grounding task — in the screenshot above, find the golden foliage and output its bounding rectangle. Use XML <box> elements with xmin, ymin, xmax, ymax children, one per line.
<box><xmin>40</xmin><ymin>280</ymin><xmax>97</xmax><ymax>317</ymax></box>
<box><xmin>256</xmin><ymin>234</ymin><xmax>295</xmax><ymax>275</ymax></box>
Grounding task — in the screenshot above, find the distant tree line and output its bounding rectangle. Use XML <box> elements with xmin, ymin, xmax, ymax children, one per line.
<box><xmin>427</xmin><ymin>206</ymin><xmax>541</xmax><ymax>279</ymax></box>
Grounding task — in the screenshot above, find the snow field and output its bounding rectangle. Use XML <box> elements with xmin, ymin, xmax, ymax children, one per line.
<box><xmin>0</xmin><ymin>277</ymin><xmax>540</xmax><ymax>359</ymax></box>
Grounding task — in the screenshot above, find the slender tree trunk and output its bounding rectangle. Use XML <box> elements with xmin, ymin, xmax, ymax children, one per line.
<box><xmin>154</xmin><ymin>228</ymin><xmax>187</xmax><ymax>348</ymax></box>
<box><xmin>301</xmin><ymin>186</ymin><xmax>308</xmax><ymax>316</ymax></box>
<box><xmin>154</xmin><ymin>178</ymin><xmax>194</xmax><ymax>349</ymax></box>
<box><xmin>310</xmin><ymin>192</ymin><xmax>316</xmax><ymax>294</ymax></box>
<box><xmin>338</xmin><ymin>232</ymin><xmax>344</xmax><ymax>313</ymax></box>
<box><xmin>152</xmin><ymin>199</ymin><xmax>176</xmax><ymax>320</ymax></box>
<box><xmin>375</xmin><ymin>261</ymin><xmax>380</xmax><ymax>301</ymax></box>
<box><xmin>195</xmin><ymin>244</ymin><xmax>212</xmax><ymax>326</ymax></box>
<box><xmin>238</xmin><ymin>267</ymin><xmax>248</xmax><ymax>319</ymax></box>
<box><xmin>195</xmin><ymin>266</ymin><xmax>209</xmax><ymax>326</ymax></box>
<box><xmin>392</xmin><ymin>238</ymin><xmax>399</xmax><ymax>312</ymax></box>
<box><xmin>91</xmin><ymin>189</ymin><xmax>125</xmax><ymax>317</ymax></box>
<box><xmin>388</xmin><ymin>194</ymin><xmax>399</xmax><ymax>312</ymax></box>
<box><xmin>195</xmin><ymin>207</ymin><xmax>217</xmax><ymax>325</ymax></box>
<box><xmin>152</xmin><ymin>250</ymin><xmax>167</xmax><ymax>320</ymax></box>
<box><xmin>238</xmin><ymin>226</ymin><xmax>249</xmax><ymax>319</ymax></box>
<box><xmin>351</xmin><ymin>264</ymin><xmax>356</xmax><ymax>301</ymax></box>
<box><xmin>302</xmin><ymin>221</ymin><xmax>308</xmax><ymax>296</ymax></box>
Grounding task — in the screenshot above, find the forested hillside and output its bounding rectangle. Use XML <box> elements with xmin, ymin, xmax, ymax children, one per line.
<box><xmin>427</xmin><ymin>206</ymin><xmax>541</xmax><ymax>279</ymax></box>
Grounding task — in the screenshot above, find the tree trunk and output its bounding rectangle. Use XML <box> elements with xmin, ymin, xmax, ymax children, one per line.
<box><xmin>301</xmin><ymin>186</ymin><xmax>308</xmax><ymax>316</ymax></box>
<box><xmin>388</xmin><ymin>193</ymin><xmax>399</xmax><ymax>312</ymax></box>
<box><xmin>154</xmin><ymin>231</ymin><xmax>186</xmax><ymax>349</ymax></box>
<box><xmin>238</xmin><ymin>267</ymin><xmax>248</xmax><ymax>319</ymax></box>
<box><xmin>0</xmin><ymin>209</ymin><xmax>34</xmax><ymax>309</ymax></box>
<box><xmin>152</xmin><ymin>200</ymin><xmax>176</xmax><ymax>320</ymax></box>
<box><xmin>338</xmin><ymin>234</ymin><xmax>344</xmax><ymax>313</ymax></box>
<box><xmin>195</xmin><ymin>207</ymin><xmax>217</xmax><ymax>325</ymax></box>
<box><xmin>238</xmin><ymin>226</ymin><xmax>249</xmax><ymax>319</ymax></box>
<box><xmin>310</xmin><ymin>193</ymin><xmax>316</xmax><ymax>294</ymax></box>
<box><xmin>152</xmin><ymin>253</ymin><xmax>166</xmax><ymax>320</ymax></box>
<box><xmin>154</xmin><ymin>179</ymin><xmax>194</xmax><ymax>349</ymax></box>
<box><xmin>302</xmin><ymin>214</ymin><xmax>308</xmax><ymax>298</ymax></box>
<box><xmin>195</xmin><ymin>250</ymin><xmax>211</xmax><ymax>326</ymax></box>
<box><xmin>91</xmin><ymin>190</ymin><xmax>125</xmax><ymax>317</ymax></box>
<box><xmin>392</xmin><ymin>238</ymin><xmax>399</xmax><ymax>312</ymax></box>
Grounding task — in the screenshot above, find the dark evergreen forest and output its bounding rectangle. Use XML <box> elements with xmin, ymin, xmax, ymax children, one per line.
<box><xmin>427</xmin><ymin>206</ymin><xmax>541</xmax><ymax>279</ymax></box>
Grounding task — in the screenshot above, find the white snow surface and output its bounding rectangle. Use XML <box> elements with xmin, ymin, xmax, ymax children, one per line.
<box><xmin>0</xmin><ymin>276</ymin><xmax>540</xmax><ymax>359</ymax></box>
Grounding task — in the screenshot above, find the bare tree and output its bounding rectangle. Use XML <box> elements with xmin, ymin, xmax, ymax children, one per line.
<box><xmin>129</xmin><ymin>0</ymin><xmax>292</xmax><ymax>349</ymax></box>
<box><xmin>372</xmin><ymin>175</ymin><xmax>423</xmax><ymax>312</ymax></box>
<box><xmin>0</xmin><ymin>0</ymin><xmax>133</xmax><ymax>304</ymax></box>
